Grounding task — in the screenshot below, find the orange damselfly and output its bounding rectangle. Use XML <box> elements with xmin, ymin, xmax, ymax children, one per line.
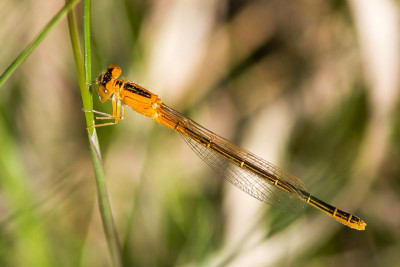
<box><xmin>86</xmin><ymin>64</ymin><xmax>367</xmax><ymax>230</ymax></box>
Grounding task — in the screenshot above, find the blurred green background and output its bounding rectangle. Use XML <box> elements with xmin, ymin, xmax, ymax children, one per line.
<box><xmin>1</xmin><ymin>0</ymin><xmax>399</xmax><ymax>266</ymax></box>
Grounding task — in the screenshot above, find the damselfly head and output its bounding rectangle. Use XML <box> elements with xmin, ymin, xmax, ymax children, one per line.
<box><xmin>96</xmin><ymin>64</ymin><xmax>122</xmax><ymax>86</ymax></box>
<box><xmin>94</xmin><ymin>64</ymin><xmax>122</xmax><ymax>103</ymax></box>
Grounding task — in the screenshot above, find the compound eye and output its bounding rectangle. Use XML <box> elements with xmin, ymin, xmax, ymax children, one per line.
<box><xmin>107</xmin><ymin>64</ymin><xmax>122</xmax><ymax>78</ymax></box>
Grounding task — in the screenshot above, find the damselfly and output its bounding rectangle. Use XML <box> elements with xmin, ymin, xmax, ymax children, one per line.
<box><xmin>86</xmin><ymin>64</ymin><xmax>367</xmax><ymax>230</ymax></box>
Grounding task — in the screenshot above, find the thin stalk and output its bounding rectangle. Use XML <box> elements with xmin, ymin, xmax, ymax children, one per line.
<box><xmin>66</xmin><ymin>0</ymin><xmax>122</xmax><ymax>266</ymax></box>
<box><xmin>0</xmin><ymin>0</ymin><xmax>81</xmax><ymax>88</ymax></box>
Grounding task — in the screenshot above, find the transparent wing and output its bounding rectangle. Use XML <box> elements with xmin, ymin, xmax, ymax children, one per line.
<box><xmin>181</xmin><ymin>134</ymin><xmax>305</xmax><ymax>212</ymax></box>
<box><xmin>161</xmin><ymin>104</ymin><xmax>307</xmax><ymax>212</ymax></box>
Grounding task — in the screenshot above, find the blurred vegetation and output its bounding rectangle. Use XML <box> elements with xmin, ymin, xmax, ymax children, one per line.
<box><xmin>0</xmin><ymin>0</ymin><xmax>399</xmax><ymax>266</ymax></box>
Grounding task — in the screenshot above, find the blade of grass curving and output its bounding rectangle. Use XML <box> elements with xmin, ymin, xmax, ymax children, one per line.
<box><xmin>66</xmin><ymin>0</ymin><xmax>122</xmax><ymax>266</ymax></box>
<box><xmin>0</xmin><ymin>0</ymin><xmax>81</xmax><ymax>88</ymax></box>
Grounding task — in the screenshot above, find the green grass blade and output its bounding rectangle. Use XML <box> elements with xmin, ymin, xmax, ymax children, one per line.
<box><xmin>0</xmin><ymin>0</ymin><xmax>81</xmax><ymax>88</ymax></box>
<box><xmin>66</xmin><ymin>0</ymin><xmax>123</xmax><ymax>266</ymax></box>
<box><xmin>84</xmin><ymin>0</ymin><xmax>92</xmax><ymax>87</ymax></box>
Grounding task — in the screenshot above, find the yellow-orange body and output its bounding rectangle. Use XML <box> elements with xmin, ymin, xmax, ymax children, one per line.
<box><xmin>91</xmin><ymin>64</ymin><xmax>367</xmax><ymax>230</ymax></box>
<box><xmin>95</xmin><ymin>64</ymin><xmax>184</xmax><ymax>131</ymax></box>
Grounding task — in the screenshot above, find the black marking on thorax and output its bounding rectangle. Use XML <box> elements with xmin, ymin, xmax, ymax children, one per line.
<box><xmin>124</xmin><ymin>83</ymin><xmax>151</xmax><ymax>98</ymax></box>
<box><xmin>115</xmin><ymin>80</ymin><xmax>124</xmax><ymax>88</ymax></box>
